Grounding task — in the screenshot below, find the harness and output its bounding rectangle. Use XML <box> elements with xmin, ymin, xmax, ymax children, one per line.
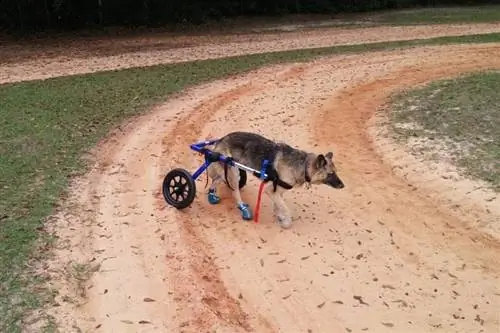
<box><xmin>258</xmin><ymin>159</ymin><xmax>293</xmax><ymax>191</ymax></box>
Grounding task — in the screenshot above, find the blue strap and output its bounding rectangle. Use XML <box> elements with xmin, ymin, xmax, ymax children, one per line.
<box><xmin>260</xmin><ymin>160</ymin><xmax>269</xmax><ymax>180</ymax></box>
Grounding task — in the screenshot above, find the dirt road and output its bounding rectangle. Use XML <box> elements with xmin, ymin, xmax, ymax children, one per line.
<box><xmin>3</xmin><ymin>22</ymin><xmax>500</xmax><ymax>84</ymax></box>
<box><xmin>9</xmin><ymin>24</ymin><xmax>499</xmax><ymax>333</ymax></box>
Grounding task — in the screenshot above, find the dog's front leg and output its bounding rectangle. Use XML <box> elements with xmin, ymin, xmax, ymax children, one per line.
<box><xmin>265</xmin><ymin>185</ymin><xmax>292</xmax><ymax>229</ymax></box>
<box><xmin>275</xmin><ymin>195</ymin><xmax>292</xmax><ymax>229</ymax></box>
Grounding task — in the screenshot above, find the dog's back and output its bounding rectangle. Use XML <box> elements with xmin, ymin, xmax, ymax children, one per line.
<box><xmin>213</xmin><ymin>131</ymin><xmax>283</xmax><ymax>170</ymax></box>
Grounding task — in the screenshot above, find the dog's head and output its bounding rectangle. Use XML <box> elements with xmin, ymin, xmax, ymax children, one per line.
<box><xmin>309</xmin><ymin>152</ymin><xmax>345</xmax><ymax>189</ymax></box>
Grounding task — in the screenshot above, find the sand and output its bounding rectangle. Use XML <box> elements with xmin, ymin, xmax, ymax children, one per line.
<box><xmin>3</xmin><ymin>24</ymin><xmax>499</xmax><ymax>333</ymax></box>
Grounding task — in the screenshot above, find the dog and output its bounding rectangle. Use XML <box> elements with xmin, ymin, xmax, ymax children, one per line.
<box><xmin>206</xmin><ymin>131</ymin><xmax>345</xmax><ymax>229</ymax></box>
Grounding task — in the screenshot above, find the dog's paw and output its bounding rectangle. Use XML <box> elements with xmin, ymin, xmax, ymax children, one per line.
<box><xmin>208</xmin><ymin>190</ymin><xmax>221</xmax><ymax>205</ymax></box>
<box><xmin>237</xmin><ymin>203</ymin><xmax>253</xmax><ymax>221</ymax></box>
<box><xmin>277</xmin><ymin>215</ymin><xmax>293</xmax><ymax>229</ymax></box>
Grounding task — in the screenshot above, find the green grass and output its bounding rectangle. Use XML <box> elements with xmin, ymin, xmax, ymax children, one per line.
<box><xmin>257</xmin><ymin>5</ymin><xmax>500</xmax><ymax>32</ymax></box>
<box><xmin>372</xmin><ymin>5</ymin><xmax>500</xmax><ymax>25</ymax></box>
<box><xmin>389</xmin><ymin>71</ymin><xmax>500</xmax><ymax>191</ymax></box>
<box><xmin>1</xmin><ymin>32</ymin><xmax>500</xmax><ymax>332</ymax></box>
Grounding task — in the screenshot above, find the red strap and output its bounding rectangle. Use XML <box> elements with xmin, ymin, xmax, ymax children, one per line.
<box><xmin>254</xmin><ymin>181</ymin><xmax>266</xmax><ymax>223</ymax></box>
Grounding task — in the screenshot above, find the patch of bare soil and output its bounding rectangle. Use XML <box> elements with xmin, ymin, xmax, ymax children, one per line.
<box><xmin>41</xmin><ymin>43</ymin><xmax>500</xmax><ymax>333</ymax></box>
<box><xmin>2</xmin><ymin>23</ymin><xmax>500</xmax><ymax>84</ymax></box>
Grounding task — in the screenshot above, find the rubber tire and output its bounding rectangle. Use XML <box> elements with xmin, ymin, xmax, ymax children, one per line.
<box><xmin>238</xmin><ymin>169</ymin><xmax>247</xmax><ymax>189</ymax></box>
<box><xmin>162</xmin><ymin>168</ymin><xmax>196</xmax><ymax>209</ymax></box>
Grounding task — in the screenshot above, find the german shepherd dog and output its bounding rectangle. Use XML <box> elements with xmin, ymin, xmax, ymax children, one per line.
<box><xmin>206</xmin><ymin>131</ymin><xmax>345</xmax><ymax>229</ymax></box>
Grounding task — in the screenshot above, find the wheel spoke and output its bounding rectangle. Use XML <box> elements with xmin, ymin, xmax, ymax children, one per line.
<box><xmin>169</xmin><ymin>186</ymin><xmax>175</xmax><ymax>195</ymax></box>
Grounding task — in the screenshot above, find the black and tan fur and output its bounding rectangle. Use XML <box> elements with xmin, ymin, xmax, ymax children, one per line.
<box><xmin>206</xmin><ymin>131</ymin><xmax>345</xmax><ymax>228</ymax></box>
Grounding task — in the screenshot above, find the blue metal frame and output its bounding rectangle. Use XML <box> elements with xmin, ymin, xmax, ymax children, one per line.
<box><xmin>187</xmin><ymin>139</ymin><xmax>270</xmax><ymax>181</ymax></box>
<box><xmin>189</xmin><ymin>139</ymin><xmax>224</xmax><ymax>181</ymax></box>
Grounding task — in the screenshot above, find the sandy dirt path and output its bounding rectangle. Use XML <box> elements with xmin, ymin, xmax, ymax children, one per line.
<box><xmin>42</xmin><ymin>42</ymin><xmax>500</xmax><ymax>333</ymax></box>
<box><xmin>3</xmin><ymin>23</ymin><xmax>500</xmax><ymax>84</ymax></box>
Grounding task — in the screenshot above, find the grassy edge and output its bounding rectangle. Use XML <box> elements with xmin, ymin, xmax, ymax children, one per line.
<box><xmin>386</xmin><ymin>70</ymin><xmax>500</xmax><ymax>192</ymax></box>
<box><xmin>370</xmin><ymin>5</ymin><xmax>500</xmax><ymax>25</ymax></box>
<box><xmin>1</xmin><ymin>32</ymin><xmax>500</xmax><ymax>333</ymax></box>
<box><xmin>5</xmin><ymin>32</ymin><xmax>500</xmax><ymax>87</ymax></box>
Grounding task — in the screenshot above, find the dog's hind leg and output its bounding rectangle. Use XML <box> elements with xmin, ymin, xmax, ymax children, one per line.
<box><xmin>227</xmin><ymin>166</ymin><xmax>253</xmax><ymax>221</ymax></box>
<box><xmin>207</xmin><ymin>163</ymin><xmax>224</xmax><ymax>205</ymax></box>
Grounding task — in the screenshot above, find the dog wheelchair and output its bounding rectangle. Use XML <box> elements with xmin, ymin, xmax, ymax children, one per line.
<box><xmin>162</xmin><ymin>140</ymin><xmax>277</xmax><ymax>220</ymax></box>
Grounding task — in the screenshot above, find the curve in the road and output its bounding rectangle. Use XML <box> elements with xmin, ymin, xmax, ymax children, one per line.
<box><xmin>43</xmin><ymin>43</ymin><xmax>500</xmax><ymax>333</ymax></box>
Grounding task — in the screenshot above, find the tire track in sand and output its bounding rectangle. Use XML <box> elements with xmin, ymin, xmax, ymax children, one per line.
<box><xmin>154</xmin><ymin>43</ymin><xmax>500</xmax><ymax>333</ymax></box>
<box><xmin>46</xmin><ymin>64</ymin><xmax>306</xmax><ymax>333</ymax></box>
<box><xmin>155</xmin><ymin>64</ymin><xmax>308</xmax><ymax>333</ymax></box>
<box><xmin>46</xmin><ymin>44</ymin><xmax>500</xmax><ymax>332</ymax></box>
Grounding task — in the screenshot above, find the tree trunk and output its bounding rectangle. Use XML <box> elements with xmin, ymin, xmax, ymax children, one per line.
<box><xmin>143</xmin><ymin>0</ymin><xmax>149</xmax><ymax>24</ymax></box>
<box><xmin>98</xmin><ymin>0</ymin><xmax>103</xmax><ymax>24</ymax></box>
<box><xmin>17</xmin><ymin>0</ymin><xmax>24</xmax><ymax>31</ymax></box>
<box><xmin>44</xmin><ymin>0</ymin><xmax>52</xmax><ymax>27</ymax></box>
<box><xmin>295</xmin><ymin>0</ymin><xmax>301</xmax><ymax>13</ymax></box>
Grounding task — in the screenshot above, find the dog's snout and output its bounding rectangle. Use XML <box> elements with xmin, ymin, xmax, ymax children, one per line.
<box><xmin>326</xmin><ymin>173</ymin><xmax>345</xmax><ymax>189</ymax></box>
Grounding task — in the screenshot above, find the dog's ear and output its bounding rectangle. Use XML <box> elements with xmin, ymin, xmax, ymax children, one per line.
<box><xmin>325</xmin><ymin>151</ymin><xmax>334</xmax><ymax>160</ymax></box>
<box><xmin>315</xmin><ymin>154</ymin><xmax>328</xmax><ymax>169</ymax></box>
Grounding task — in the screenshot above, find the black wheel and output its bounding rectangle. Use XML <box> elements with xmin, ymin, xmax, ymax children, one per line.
<box><xmin>162</xmin><ymin>168</ymin><xmax>196</xmax><ymax>209</ymax></box>
<box><xmin>238</xmin><ymin>169</ymin><xmax>247</xmax><ymax>189</ymax></box>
